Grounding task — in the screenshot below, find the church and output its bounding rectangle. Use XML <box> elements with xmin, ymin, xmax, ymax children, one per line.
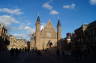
<box><xmin>31</xmin><ymin>16</ymin><xmax>62</xmax><ymax>50</ymax></box>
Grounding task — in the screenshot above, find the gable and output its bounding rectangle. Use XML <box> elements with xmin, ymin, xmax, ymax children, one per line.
<box><xmin>40</xmin><ymin>21</ymin><xmax>57</xmax><ymax>39</ymax></box>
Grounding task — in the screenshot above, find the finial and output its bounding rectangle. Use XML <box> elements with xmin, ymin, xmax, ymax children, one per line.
<box><xmin>36</xmin><ymin>16</ymin><xmax>40</xmax><ymax>22</ymax></box>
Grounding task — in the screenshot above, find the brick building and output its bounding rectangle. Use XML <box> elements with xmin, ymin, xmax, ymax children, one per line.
<box><xmin>8</xmin><ymin>35</ymin><xmax>27</xmax><ymax>50</ymax></box>
<box><xmin>31</xmin><ymin>16</ymin><xmax>62</xmax><ymax>50</ymax></box>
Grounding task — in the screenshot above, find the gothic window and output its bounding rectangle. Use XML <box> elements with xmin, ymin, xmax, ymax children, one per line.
<box><xmin>47</xmin><ymin>40</ymin><xmax>53</xmax><ymax>48</ymax></box>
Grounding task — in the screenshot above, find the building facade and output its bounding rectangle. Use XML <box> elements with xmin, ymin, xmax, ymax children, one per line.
<box><xmin>0</xmin><ymin>16</ymin><xmax>62</xmax><ymax>51</ymax></box>
<box><xmin>31</xmin><ymin>16</ymin><xmax>62</xmax><ymax>50</ymax></box>
<box><xmin>75</xmin><ymin>24</ymin><xmax>88</xmax><ymax>43</ymax></box>
<box><xmin>73</xmin><ymin>21</ymin><xmax>96</xmax><ymax>52</ymax></box>
<box><xmin>0</xmin><ymin>24</ymin><xmax>9</xmax><ymax>50</ymax></box>
<box><xmin>74</xmin><ymin>21</ymin><xmax>96</xmax><ymax>44</ymax></box>
<box><xmin>85</xmin><ymin>21</ymin><xmax>96</xmax><ymax>46</ymax></box>
<box><xmin>8</xmin><ymin>35</ymin><xmax>27</xmax><ymax>50</ymax></box>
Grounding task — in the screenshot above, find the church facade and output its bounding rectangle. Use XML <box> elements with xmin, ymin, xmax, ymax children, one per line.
<box><xmin>31</xmin><ymin>16</ymin><xmax>62</xmax><ymax>50</ymax></box>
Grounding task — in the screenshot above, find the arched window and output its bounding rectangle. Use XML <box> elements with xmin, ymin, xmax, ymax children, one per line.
<box><xmin>47</xmin><ymin>40</ymin><xmax>53</xmax><ymax>48</ymax></box>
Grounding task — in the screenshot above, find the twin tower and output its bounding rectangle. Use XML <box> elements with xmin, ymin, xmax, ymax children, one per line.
<box><xmin>32</xmin><ymin>16</ymin><xmax>62</xmax><ymax>50</ymax></box>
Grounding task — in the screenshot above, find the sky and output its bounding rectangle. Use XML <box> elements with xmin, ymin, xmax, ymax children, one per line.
<box><xmin>0</xmin><ymin>0</ymin><xmax>96</xmax><ymax>40</ymax></box>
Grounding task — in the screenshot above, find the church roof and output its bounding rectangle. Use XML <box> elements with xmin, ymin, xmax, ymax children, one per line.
<box><xmin>46</xmin><ymin>20</ymin><xmax>52</xmax><ymax>26</ymax></box>
<box><xmin>36</xmin><ymin>16</ymin><xmax>40</xmax><ymax>23</ymax></box>
<box><xmin>41</xmin><ymin>20</ymin><xmax>56</xmax><ymax>33</ymax></box>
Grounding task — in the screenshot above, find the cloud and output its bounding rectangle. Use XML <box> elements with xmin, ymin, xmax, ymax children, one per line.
<box><xmin>0</xmin><ymin>8</ymin><xmax>22</xmax><ymax>15</ymax></box>
<box><xmin>18</xmin><ymin>24</ymin><xmax>35</xmax><ymax>33</ymax></box>
<box><xmin>42</xmin><ymin>0</ymin><xmax>59</xmax><ymax>15</ymax></box>
<box><xmin>12</xmin><ymin>33</ymin><xmax>26</xmax><ymax>38</ymax></box>
<box><xmin>50</xmin><ymin>10</ymin><xmax>59</xmax><ymax>15</ymax></box>
<box><xmin>12</xmin><ymin>33</ymin><xmax>31</xmax><ymax>40</ymax></box>
<box><xmin>10</xmin><ymin>24</ymin><xmax>35</xmax><ymax>40</ymax></box>
<box><xmin>0</xmin><ymin>15</ymin><xmax>19</xmax><ymax>26</ymax></box>
<box><xmin>42</xmin><ymin>0</ymin><xmax>53</xmax><ymax>10</ymax></box>
<box><xmin>27</xmin><ymin>22</ymin><xmax>31</xmax><ymax>25</ymax></box>
<box><xmin>63</xmin><ymin>3</ymin><xmax>76</xmax><ymax>9</ymax></box>
<box><xmin>24</xmin><ymin>26</ymin><xmax>35</xmax><ymax>33</ymax></box>
<box><xmin>42</xmin><ymin>2</ymin><xmax>53</xmax><ymax>10</ymax></box>
<box><xmin>90</xmin><ymin>0</ymin><xmax>96</xmax><ymax>5</ymax></box>
<box><xmin>0</xmin><ymin>15</ymin><xmax>33</xmax><ymax>40</ymax></box>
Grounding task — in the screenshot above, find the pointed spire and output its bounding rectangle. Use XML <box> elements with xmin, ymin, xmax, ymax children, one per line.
<box><xmin>36</xmin><ymin>16</ymin><xmax>40</xmax><ymax>22</ymax></box>
<box><xmin>57</xmin><ymin>19</ymin><xmax>61</xmax><ymax>26</ymax></box>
